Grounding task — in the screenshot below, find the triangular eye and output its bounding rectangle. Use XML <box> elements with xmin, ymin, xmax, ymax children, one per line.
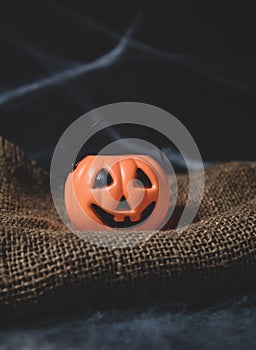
<box><xmin>93</xmin><ymin>168</ymin><xmax>113</xmax><ymax>188</ymax></box>
<box><xmin>135</xmin><ymin>168</ymin><xmax>152</xmax><ymax>188</ymax></box>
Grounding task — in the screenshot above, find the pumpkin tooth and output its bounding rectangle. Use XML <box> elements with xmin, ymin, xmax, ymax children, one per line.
<box><xmin>130</xmin><ymin>214</ymin><xmax>141</xmax><ymax>222</ymax></box>
<box><xmin>113</xmin><ymin>215</ymin><xmax>125</xmax><ymax>222</ymax></box>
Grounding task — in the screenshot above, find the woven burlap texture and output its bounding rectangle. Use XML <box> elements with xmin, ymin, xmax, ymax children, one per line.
<box><xmin>0</xmin><ymin>136</ymin><xmax>256</xmax><ymax>311</ymax></box>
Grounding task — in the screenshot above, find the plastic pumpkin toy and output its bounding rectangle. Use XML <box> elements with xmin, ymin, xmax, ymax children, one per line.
<box><xmin>65</xmin><ymin>155</ymin><xmax>170</xmax><ymax>231</ymax></box>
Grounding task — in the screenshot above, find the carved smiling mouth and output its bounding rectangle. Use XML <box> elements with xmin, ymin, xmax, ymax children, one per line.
<box><xmin>90</xmin><ymin>202</ymin><xmax>156</xmax><ymax>228</ymax></box>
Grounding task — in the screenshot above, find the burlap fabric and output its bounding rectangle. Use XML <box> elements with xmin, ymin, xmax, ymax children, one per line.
<box><xmin>0</xmin><ymin>136</ymin><xmax>256</xmax><ymax>314</ymax></box>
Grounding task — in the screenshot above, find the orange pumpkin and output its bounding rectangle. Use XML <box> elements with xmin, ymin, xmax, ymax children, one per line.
<box><xmin>65</xmin><ymin>155</ymin><xmax>170</xmax><ymax>231</ymax></box>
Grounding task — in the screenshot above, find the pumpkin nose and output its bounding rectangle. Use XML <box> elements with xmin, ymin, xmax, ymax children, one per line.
<box><xmin>116</xmin><ymin>196</ymin><xmax>131</xmax><ymax>211</ymax></box>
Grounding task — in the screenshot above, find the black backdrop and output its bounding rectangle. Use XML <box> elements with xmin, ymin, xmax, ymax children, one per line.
<box><xmin>1</xmin><ymin>1</ymin><xmax>255</xmax><ymax>169</ymax></box>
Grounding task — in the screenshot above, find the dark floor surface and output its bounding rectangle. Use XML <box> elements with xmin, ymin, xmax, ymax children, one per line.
<box><xmin>1</xmin><ymin>294</ymin><xmax>256</xmax><ymax>350</ymax></box>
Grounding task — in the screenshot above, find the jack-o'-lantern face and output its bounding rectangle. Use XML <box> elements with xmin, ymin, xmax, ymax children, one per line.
<box><xmin>65</xmin><ymin>155</ymin><xmax>170</xmax><ymax>231</ymax></box>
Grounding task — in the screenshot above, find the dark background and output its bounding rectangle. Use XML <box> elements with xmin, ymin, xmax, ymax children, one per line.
<box><xmin>1</xmin><ymin>1</ymin><xmax>255</xmax><ymax>169</ymax></box>
<box><xmin>0</xmin><ymin>1</ymin><xmax>256</xmax><ymax>349</ymax></box>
